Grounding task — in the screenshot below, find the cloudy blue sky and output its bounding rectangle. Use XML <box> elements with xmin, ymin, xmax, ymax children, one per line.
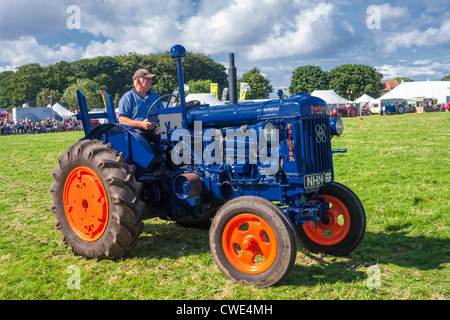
<box><xmin>1</xmin><ymin>0</ymin><xmax>449</xmax><ymax>93</ymax></box>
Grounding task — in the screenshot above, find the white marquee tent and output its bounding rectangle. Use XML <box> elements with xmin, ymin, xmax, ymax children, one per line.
<box><xmin>355</xmin><ymin>94</ymin><xmax>374</xmax><ymax>104</ymax></box>
<box><xmin>381</xmin><ymin>81</ymin><xmax>450</xmax><ymax>104</ymax></box>
<box><xmin>311</xmin><ymin>90</ymin><xmax>353</xmax><ymax>104</ymax></box>
<box><xmin>50</xmin><ymin>103</ymin><xmax>74</xmax><ymax>118</ymax></box>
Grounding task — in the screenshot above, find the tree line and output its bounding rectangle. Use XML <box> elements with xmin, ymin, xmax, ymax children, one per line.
<box><xmin>0</xmin><ymin>51</ymin><xmax>230</xmax><ymax>111</ymax></box>
<box><xmin>290</xmin><ymin>67</ymin><xmax>450</xmax><ymax>101</ymax></box>
<box><xmin>289</xmin><ymin>64</ymin><xmax>385</xmax><ymax>101</ymax></box>
<box><xmin>4</xmin><ymin>49</ymin><xmax>444</xmax><ymax>112</ymax></box>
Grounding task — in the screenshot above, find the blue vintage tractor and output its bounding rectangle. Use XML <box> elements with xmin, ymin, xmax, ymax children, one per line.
<box><xmin>50</xmin><ymin>45</ymin><xmax>365</xmax><ymax>287</ymax></box>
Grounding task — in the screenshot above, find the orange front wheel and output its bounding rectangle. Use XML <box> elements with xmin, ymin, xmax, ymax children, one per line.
<box><xmin>296</xmin><ymin>182</ymin><xmax>366</xmax><ymax>256</ymax></box>
<box><xmin>222</xmin><ymin>214</ymin><xmax>278</xmax><ymax>274</ymax></box>
<box><xmin>302</xmin><ymin>195</ymin><xmax>351</xmax><ymax>246</ymax></box>
<box><xmin>210</xmin><ymin>196</ymin><xmax>296</xmax><ymax>288</ymax></box>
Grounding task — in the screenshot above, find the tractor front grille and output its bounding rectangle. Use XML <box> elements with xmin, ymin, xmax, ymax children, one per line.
<box><xmin>298</xmin><ymin>115</ymin><xmax>332</xmax><ymax>175</ymax></box>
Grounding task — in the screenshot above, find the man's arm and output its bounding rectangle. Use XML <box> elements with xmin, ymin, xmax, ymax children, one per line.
<box><xmin>118</xmin><ymin>116</ymin><xmax>156</xmax><ymax>131</ymax></box>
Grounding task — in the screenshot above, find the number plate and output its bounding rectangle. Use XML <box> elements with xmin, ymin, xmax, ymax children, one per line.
<box><xmin>304</xmin><ymin>172</ymin><xmax>332</xmax><ymax>189</ymax></box>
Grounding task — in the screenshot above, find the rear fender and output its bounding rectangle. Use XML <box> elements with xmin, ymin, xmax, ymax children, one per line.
<box><xmin>84</xmin><ymin>123</ymin><xmax>155</xmax><ymax>179</ymax></box>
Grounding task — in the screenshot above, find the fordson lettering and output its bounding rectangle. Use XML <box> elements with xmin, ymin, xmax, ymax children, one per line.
<box><xmin>286</xmin><ymin>123</ymin><xmax>296</xmax><ymax>162</ymax></box>
<box><xmin>311</xmin><ymin>105</ymin><xmax>328</xmax><ymax>114</ymax></box>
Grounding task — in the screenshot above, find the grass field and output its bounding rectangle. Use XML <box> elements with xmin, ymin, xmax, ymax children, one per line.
<box><xmin>0</xmin><ymin>112</ymin><xmax>448</xmax><ymax>300</ymax></box>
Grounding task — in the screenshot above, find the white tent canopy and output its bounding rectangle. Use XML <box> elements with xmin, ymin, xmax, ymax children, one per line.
<box><xmin>51</xmin><ymin>103</ymin><xmax>74</xmax><ymax>118</ymax></box>
<box><xmin>381</xmin><ymin>81</ymin><xmax>450</xmax><ymax>104</ymax></box>
<box><xmin>186</xmin><ymin>93</ymin><xmax>225</xmax><ymax>106</ymax></box>
<box><xmin>311</xmin><ymin>90</ymin><xmax>353</xmax><ymax>104</ymax></box>
<box><xmin>355</xmin><ymin>94</ymin><xmax>374</xmax><ymax>103</ymax></box>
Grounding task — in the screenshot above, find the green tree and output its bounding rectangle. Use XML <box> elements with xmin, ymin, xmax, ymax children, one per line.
<box><xmin>0</xmin><ymin>71</ymin><xmax>14</xmax><ymax>108</ymax></box>
<box><xmin>239</xmin><ymin>67</ymin><xmax>273</xmax><ymax>100</ymax></box>
<box><xmin>115</xmin><ymin>51</ymin><xmax>227</xmax><ymax>98</ymax></box>
<box><xmin>328</xmin><ymin>64</ymin><xmax>383</xmax><ymax>101</ymax></box>
<box><xmin>36</xmin><ymin>88</ymin><xmax>61</xmax><ymax>107</ymax></box>
<box><xmin>61</xmin><ymin>79</ymin><xmax>106</xmax><ymax>111</ymax></box>
<box><xmin>186</xmin><ymin>79</ymin><xmax>212</xmax><ymax>94</ymax></box>
<box><xmin>289</xmin><ymin>65</ymin><xmax>328</xmax><ymax>94</ymax></box>
<box><xmin>442</xmin><ymin>74</ymin><xmax>450</xmax><ymax>81</ymax></box>
<box><xmin>9</xmin><ymin>63</ymin><xmax>45</xmax><ymax>107</ymax></box>
<box><xmin>0</xmin><ymin>50</ymin><xmax>229</xmax><ymax>110</ymax></box>
<box><xmin>43</xmin><ymin>61</ymin><xmax>77</xmax><ymax>93</ymax></box>
<box><xmin>71</xmin><ymin>56</ymin><xmax>128</xmax><ymax>97</ymax></box>
<box><xmin>184</xmin><ymin>53</ymin><xmax>228</xmax><ymax>95</ymax></box>
<box><xmin>149</xmin><ymin>52</ymin><xmax>177</xmax><ymax>96</ymax></box>
<box><xmin>394</xmin><ymin>77</ymin><xmax>414</xmax><ymax>83</ymax></box>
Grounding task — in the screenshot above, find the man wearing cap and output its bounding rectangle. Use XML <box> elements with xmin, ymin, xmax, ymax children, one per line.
<box><xmin>118</xmin><ymin>69</ymin><xmax>164</xmax><ymax>144</ymax></box>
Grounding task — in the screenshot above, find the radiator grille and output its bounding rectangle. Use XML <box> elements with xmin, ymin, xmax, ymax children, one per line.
<box><xmin>298</xmin><ymin>115</ymin><xmax>332</xmax><ymax>174</ymax></box>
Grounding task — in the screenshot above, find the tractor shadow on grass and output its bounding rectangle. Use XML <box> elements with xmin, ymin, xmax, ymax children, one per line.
<box><xmin>131</xmin><ymin>221</ymin><xmax>211</xmax><ymax>260</ymax></box>
<box><xmin>130</xmin><ymin>222</ymin><xmax>449</xmax><ymax>287</ymax></box>
<box><xmin>283</xmin><ymin>230</ymin><xmax>449</xmax><ymax>287</ymax></box>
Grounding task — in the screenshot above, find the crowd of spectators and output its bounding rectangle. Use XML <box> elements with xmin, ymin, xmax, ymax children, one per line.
<box><xmin>0</xmin><ymin>118</ymin><xmax>82</xmax><ymax>136</ymax></box>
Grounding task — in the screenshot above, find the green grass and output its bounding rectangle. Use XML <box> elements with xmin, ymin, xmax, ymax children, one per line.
<box><xmin>0</xmin><ymin>113</ymin><xmax>449</xmax><ymax>300</ymax></box>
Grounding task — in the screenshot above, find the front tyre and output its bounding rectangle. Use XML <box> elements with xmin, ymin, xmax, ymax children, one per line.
<box><xmin>210</xmin><ymin>196</ymin><xmax>297</xmax><ymax>288</ymax></box>
<box><xmin>296</xmin><ymin>182</ymin><xmax>366</xmax><ymax>256</ymax></box>
<box><xmin>50</xmin><ymin>140</ymin><xmax>144</xmax><ymax>261</ymax></box>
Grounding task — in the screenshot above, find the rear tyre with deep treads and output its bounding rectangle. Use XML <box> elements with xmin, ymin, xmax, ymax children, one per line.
<box><xmin>50</xmin><ymin>140</ymin><xmax>144</xmax><ymax>261</ymax></box>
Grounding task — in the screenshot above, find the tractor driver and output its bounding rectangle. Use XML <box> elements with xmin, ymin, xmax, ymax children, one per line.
<box><xmin>118</xmin><ymin>69</ymin><xmax>164</xmax><ymax>144</ymax></box>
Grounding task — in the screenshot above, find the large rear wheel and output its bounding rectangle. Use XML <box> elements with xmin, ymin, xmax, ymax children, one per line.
<box><xmin>210</xmin><ymin>196</ymin><xmax>297</xmax><ymax>288</ymax></box>
<box><xmin>50</xmin><ymin>140</ymin><xmax>144</xmax><ymax>261</ymax></box>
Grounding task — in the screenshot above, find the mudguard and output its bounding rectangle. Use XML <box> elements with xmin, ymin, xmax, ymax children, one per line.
<box><xmin>84</xmin><ymin>123</ymin><xmax>156</xmax><ymax>179</ymax></box>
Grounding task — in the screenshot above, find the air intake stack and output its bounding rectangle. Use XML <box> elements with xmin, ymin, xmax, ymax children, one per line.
<box><xmin>228</xmin><ymin>53</ymin><xmax>238</xmax><ymax>104</ymax></box>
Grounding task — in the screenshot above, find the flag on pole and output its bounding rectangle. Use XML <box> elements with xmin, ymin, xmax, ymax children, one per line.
<box><xmin>210</xmin><ymin>83</ymin><xmax>219</xmax><ymax>99</ymax></box>
<box><xmin>240</xmin><ymin>83</ymin><xmax>251</xmax><ymax>101</ymax></box>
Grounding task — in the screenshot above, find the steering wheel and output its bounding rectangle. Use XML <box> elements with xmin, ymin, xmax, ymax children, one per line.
<box><xmin>147</xmin><ymin>94</ymin><xmax>179</xmax><ymax>121</ymax></box>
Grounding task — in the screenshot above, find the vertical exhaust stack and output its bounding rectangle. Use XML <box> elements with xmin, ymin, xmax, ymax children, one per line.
<box><xmin>228</xmin><ymin>53</ymin><xmax>238</xmax><ymax>104</ymax></box>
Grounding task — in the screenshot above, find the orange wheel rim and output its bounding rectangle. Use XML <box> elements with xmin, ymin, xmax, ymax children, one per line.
<box><xmin>63</xmin><ymin>167</ymin><xmax>109</xmax><ymax>242</ymax></box>
<box><xmin>222</xmin><ymin>214</ymin><xmax>278</xmax><ymax>274</ymax></box>
<box><xmin>303</xmin><ymin>195</ymin><xmax>350</xmax><ymax>246</ymax></box>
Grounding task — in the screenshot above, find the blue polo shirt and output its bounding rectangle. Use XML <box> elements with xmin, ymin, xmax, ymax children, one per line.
<box><xmin>118</xmin><ymin>88</ymin><xmax>163</xmax><ymax>123</ymax></box>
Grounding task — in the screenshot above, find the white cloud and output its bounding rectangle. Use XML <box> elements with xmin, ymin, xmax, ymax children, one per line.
<box><xmin>380</xmin><ymin>20</ymin><xmax>450</xmax><ymax>52</ymax></box>
<box><xmin>0</xmin><ymin>0</ymin><xmax>360</xmax><ymax>69</ymax></box>
<box><xmin>376</xmin><ymin>56</ymin><xmax>450</xmax><ymax>80</ymax></box>
<box><xmin>378</xmin><ymin>3</ymin><xmax>410</xmax><ymax>30</ymax></box>
<box><xmin>183</xmin><ymin>0</ymin><xmax>293</xmax><ymax>54</ymax></box>
<box><xmin>0</xmin><ymin>36</ymin><xmax>82</xmax><ymax>69</ymax></box>
<box><xmin>77</xmin><ymin>0</ymin><xmax>360</xmax><ymax>61</ymax></box>
<box><xmin>0</xmin><ymin>0</ymin><xmax>449</xmax><ymax>87</ymax></box>
<box><xmin>247</xmin><ymin>1</ymin><xmax>359</xmax><ymax>60</ymax></box>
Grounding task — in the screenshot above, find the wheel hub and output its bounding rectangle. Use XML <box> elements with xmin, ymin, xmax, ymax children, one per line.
<box><xmin>303</xmin><ymin>195</ymin><xmax>350</xmax><ymax>246</ymax></box>
<box><xmin>242</xmin><ymin>236</ymin><xmax>256</xmax><ymax>251</ymax></box>
<box><xmin>63</xmin><ymin>167</ymin><xmax>109</xmax><ymax>242</ymax></box>
<box><xmin>222</xmin><ymin>214</ymin><xmax>278</xmax><ymax>274</ymax></box>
